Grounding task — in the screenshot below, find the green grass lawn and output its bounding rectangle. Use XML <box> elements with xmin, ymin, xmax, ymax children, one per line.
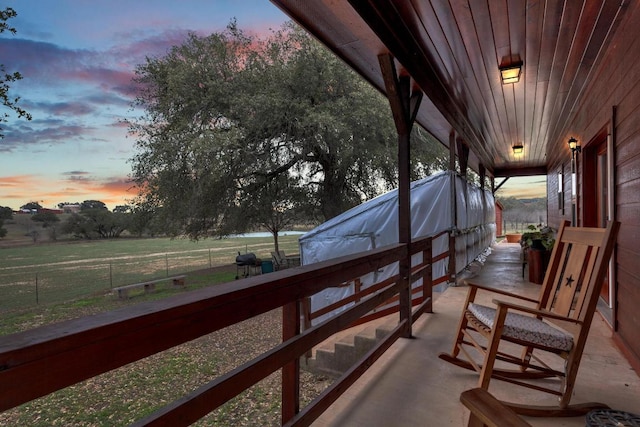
<box><xmin>0</xmin><ymin>267</ymin><xmax>239</xmax><ymax>336</ymax></box>
<box><xmin>0</xmin><ymin>232</ymin><xmax>303</xmax><ymax>269</ymax></box>
<box><xmin>0</xmin><ymin>233</ymin><xmax>304</xmax><ymax>315</ymax></box>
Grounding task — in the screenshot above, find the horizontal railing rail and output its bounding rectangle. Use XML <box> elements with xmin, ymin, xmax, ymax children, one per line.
<box><xmin>0</xmin><ymin>234</ymin><xmax>447</xmax><ymax>425</ymax></box>
<box><xmin>303</xmin><ymin>231</ymin><xmax>451</xmax><ymax>328</ymax></box>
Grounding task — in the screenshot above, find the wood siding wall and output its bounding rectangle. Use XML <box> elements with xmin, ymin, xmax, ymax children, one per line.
<box><xmin>546</xmin><ymin>166</ymin><xmax>572</xmax><ymax>227</ymax></box>
<box><xmin>546</xmin><ymin>1</ymin><xmax>640</xmax><ymax>373</ymax></box>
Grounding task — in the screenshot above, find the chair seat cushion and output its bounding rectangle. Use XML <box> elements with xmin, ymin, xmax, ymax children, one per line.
<box><xmin>468</xmin><ymin>303</ymin><xmax>573</xmax><ymax>352</ymax></box>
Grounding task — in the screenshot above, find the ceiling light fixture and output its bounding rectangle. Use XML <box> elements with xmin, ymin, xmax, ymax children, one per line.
<box><xmin>512</xmin><ymin>142</ymin><xmax>524</xmax><ymax>154</ymax></box>
<box><xmin>499</xmin><ymin>61</ymin><xmax>523</xmax><ymax>84</ymax></box>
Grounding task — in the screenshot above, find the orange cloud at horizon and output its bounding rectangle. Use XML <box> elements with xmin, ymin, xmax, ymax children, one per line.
<box><xmin>0</xmin><ymin>174</ymin><xmax>50</xmax><ymax>204</ymax></box>
<box><xmin>0</xmin><ymin>174</ymin><xmax>137</xmax><ymax>210</ymax></box>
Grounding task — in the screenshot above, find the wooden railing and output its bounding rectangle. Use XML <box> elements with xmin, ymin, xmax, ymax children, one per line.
<box><xmin>302</xmin><ymin>231</ymin><xmax>452</xmax><ymax>330</ymax></box>
<box><xmin>0</xmin><ymin>233</ymin><xmax>448</xmax><ymax>426</ymax></box>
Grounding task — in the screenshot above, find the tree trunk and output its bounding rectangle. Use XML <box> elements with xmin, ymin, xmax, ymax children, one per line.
<box><xmin>272</xmin><ymin>230</ymin><xmax>280</xmax><ymax>253</ymax></box>
<box><xmin>319</xmin><ymin>166</ymin><xmax>349</xmax><ymax>220</ymax></box>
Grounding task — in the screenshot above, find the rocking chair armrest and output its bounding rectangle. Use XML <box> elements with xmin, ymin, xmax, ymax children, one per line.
<box><xmin>464</xmin><ymin>280</ymin><xmax>540</xmax><ymax>304</ymax></box>
<box><xmin>492</xmin><ymin>299</ymin><xmax>583</xmax><ymax>325</ymax></box>
<box><xmin>460</xmin><ymin>388</ymin><xmax>532</xmax><ymax>427</ymax></box>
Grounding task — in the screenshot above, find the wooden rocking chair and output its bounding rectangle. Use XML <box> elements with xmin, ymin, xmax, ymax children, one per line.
<box><xmin>439</xmin><ymin>220</ymin><xmax>620</xmax><ymax>417</ymax></box>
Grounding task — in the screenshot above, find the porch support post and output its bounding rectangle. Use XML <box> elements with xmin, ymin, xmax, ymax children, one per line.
<box><xmin>479</xmin><ymin>164</ymin><xmax>487</xmax><ymax>234</ymax></box>
<box><xmin>449</xmin><ymin>131</ymin><xmax>457</xmax><ymax>285</ymax></box>
<box><xmin>456</xmin><ymin>138</ymin><xmax>470</xmax><ymax>275</ymax></box>
<box><xmin>456</xmin><ymin>138</ymin><xmax>469</xmax><ymax>178</ymax></box>
<box><xmin>379</xmin><ymin>53</ymin><xmax>423</xmax><ymax>338</ymax></box>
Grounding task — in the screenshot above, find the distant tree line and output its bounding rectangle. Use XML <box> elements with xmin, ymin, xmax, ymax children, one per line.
<box><xmin>0</xmin><ymin>201</ymin><xmax>157</xmax><ymax>242</ymax></box>
<box><xmin>497</xmin><ymin>196</ymin><xmax>547</xmax><ymax>233</ymax></box>
<box><xmin>0</xmin><ymin>199</ymin><xmax>177</xmax><ymax>242</ymax></box>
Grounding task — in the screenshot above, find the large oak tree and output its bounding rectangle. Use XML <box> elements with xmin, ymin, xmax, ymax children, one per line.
<box><xmin>129</xmin><ymin>22</ymin><xmax>447</xmax><ymax>243</ymax></box>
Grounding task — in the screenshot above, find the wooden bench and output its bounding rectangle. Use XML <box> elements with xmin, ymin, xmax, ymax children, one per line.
<box><xmin>460</xmin><ymin>388</ymin><xmax>531</xmax><ymax>427</ymax></box>
<box><xmin>113</xmin><ymin>275</ymin><xmax>186</xmax><ymax>299</ymax></box>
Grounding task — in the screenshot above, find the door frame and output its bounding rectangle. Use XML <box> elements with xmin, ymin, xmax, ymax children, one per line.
<box><xmin>583</xmin><ymin>124</ymin><xmax>617</xmax><ymax>327</ymax></box>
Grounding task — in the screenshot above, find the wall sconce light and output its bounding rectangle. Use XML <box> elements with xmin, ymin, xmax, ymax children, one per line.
<box><xmin>512</xmin><ymin>142</ymin><xmax>524</xmax><ymax>154</ymax></box>
<box><xmin>499</xmin><ymin>61</ymin><xmax>523</xmax><ymax>84</ymax></box>
<box><xmin>568</xmin><ymin>137</ymin><xmax>581</xmax><ymax>154</ymax></box>
<box><xmin>558</xmin><ymin>170</ymin><xmax>564</xmax><ymax>214</ymax></box>
<box><xmin>568</xmin><ymin>137</ymin><xmax>581</xmax><ymax>225</ymax></box>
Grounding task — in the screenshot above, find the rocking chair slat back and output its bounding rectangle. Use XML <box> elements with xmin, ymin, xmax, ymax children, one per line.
<box><xmin>542</xmin><ymin>223</ymin><xmax>614</xmax><ymax>320</ymax></box>
<box><xmin>552</xmin><ymin>243</ymin><xmax>589</xmax><ymax>317</ymax></box>
<box><xmin>574</xmin><ymin>245</ymin><xmax>598</xmax><ymax>317</ymax></box>
<box><xmin>562</xmin><ymin>226</ymin><xmax>610</xmax><ymax>245</ymax></box>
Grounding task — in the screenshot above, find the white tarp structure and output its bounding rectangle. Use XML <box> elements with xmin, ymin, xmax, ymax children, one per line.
<box><xmin>299</xmin><ymin>171</ymin><xmax>495</xmax><ymax>324</ymax></box>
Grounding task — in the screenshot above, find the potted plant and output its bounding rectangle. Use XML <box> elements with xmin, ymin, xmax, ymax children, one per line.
<box><xmin>521</xmin><ymin>224</ymin><xmax>556</xmax><ymax>284</ymax></box>
<box><xmin>521</xmin><ymin>224</ymin><xmax>556</xmax><ymax>251</ymax></box>
<box><xmin>505</xmin><ymin>232</ymin><xmax>522</xmax><ymax>243</ymax></box>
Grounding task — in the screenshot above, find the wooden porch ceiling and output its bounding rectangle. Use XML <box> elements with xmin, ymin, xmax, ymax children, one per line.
<box><xmin>270</xmin><ymin>0</ymin><xmax>628</xmax><ymax>178</ymax></box>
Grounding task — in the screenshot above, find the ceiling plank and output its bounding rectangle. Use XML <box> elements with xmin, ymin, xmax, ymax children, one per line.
<box><xmin>530</xmin><ymin>0</ymin><xmax>564</xmax><ymax>165</ymax></box>
<box><xmin>548</xmin><ymin>0</ymin><xmax>627</xmax><ymax>147</ymax></box>
<box><xmin>271</xmin><ymin>0</ymin><xmax>629</xmax><ymax>177</ymax></box>
<box><xmin>537</xmin><ymin>1</ymin><xmax>585</xmax><ymax>150</ymax></box>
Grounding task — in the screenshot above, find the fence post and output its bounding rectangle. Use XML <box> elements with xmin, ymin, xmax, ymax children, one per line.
<box><xmin>35</xmin><ymin>272</ymin><xmax>39</xmax><ymax>305</ymax></box>
<box><xmin>166</xmin><ymin>254</ymin><xmax>169</xmax><ymax>277</ymax></box>
<box><xmin>109</xmin><ymin>262</ymin><xmax>113</xmax><ymax>289</ymax></box>
<box><xmin>209</xmin><ymin>249</ymin><xmax>212</xmax><ymax>269</ymax></box>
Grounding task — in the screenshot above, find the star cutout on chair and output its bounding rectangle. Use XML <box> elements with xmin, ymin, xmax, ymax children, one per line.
<box><xmin>565</xmin><ymin>275</ymin><xmax>575</xmax><ymax>287</ymax></box>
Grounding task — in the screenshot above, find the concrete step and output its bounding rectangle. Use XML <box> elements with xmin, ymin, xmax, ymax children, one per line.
<box><xmin>303</xmin><ymin>323</ymin><xmax>393</xmax><ymax>377</ymax></box>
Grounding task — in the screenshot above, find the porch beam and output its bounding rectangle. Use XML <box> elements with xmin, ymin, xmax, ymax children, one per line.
<box><xmin>493</xmin><ymin>166</ymin><xmax>547</xmax><ymax>177</ymax></box>
<box><xmin>493</xmin><ymin>177</ymin><xmax>510</xmax><ymax>193</ymax></box>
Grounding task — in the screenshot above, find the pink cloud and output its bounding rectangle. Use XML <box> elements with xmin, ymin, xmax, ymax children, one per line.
<box><xmin>63</xmin><ymin>67</ymin><xmax>138</xmax><ymax>97</ymax></box>
<box><xmin>2</xmin><ymin>122</ymin><xmax>97</xmax><ymax>149</ymax></box>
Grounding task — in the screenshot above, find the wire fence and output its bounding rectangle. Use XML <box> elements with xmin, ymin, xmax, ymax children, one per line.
<box><xmin>0</xmin><ymin>249</ymin><xmax>222</xmax><ymax>311</ymax></box>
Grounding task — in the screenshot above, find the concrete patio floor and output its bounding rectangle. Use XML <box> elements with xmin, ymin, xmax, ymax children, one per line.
<box><xmin>310</xmin><ymin>242</ymin><xmax>640</xmax><ymax>426</ymax></box>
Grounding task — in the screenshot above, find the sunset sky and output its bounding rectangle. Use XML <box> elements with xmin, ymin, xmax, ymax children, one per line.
<box><xmin>0</xmin><ymin>0</ymin><xmax>288</xmax><ymax>210</ymax></box>
<box><xmin>0</xmin><ymin>1</ymin><xmax>546</xmax><ymax>211</ymax></box>
<box><xmin>495</xmin><ymin>176</ymin><xmax>547</xmax><ymax>200</ymax></box>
